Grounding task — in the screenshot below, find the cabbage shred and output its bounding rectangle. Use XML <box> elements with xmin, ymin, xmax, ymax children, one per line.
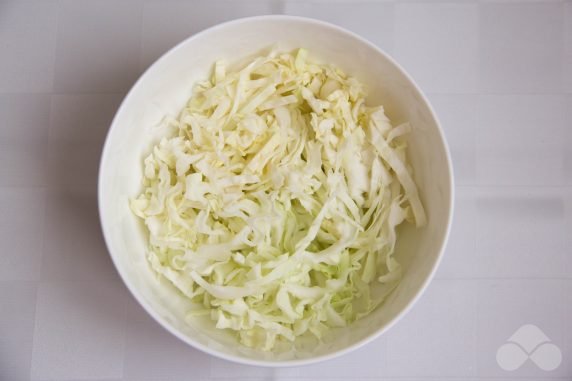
<box><xmin>131</xmin><ymin>49</ymin><xmax>426</xmax><ymax>351</ymax></box>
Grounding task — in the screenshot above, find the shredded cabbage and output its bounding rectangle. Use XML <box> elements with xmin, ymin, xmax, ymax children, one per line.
<box><xmin>131</xmin><ymin>49</ymin><xmax>426</xmax><ymax>351</ymax></box>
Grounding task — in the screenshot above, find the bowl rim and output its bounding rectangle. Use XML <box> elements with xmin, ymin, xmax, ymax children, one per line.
<box><xmin>98</xmin><ymin>14</ymin><xmax>455</xmax><ymax>368</ymax></box>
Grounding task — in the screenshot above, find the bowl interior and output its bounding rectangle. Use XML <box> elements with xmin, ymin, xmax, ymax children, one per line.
<box><xmin>99</xmin><ymin>16</ymin><xmax>453</xmax><ymax>365</ymax></box>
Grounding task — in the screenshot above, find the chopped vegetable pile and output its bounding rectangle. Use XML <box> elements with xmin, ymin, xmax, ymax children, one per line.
<box><xmin>131</xmin><ymin>49</ymin><xmax>426</xmax><ymax>351</ymax></box>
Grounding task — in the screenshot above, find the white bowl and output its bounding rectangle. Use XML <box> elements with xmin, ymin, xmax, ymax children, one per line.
<box><xmin>99</xmin><ymin>15</ymin><xmax>454</xmax><ymax>367</ymax></box>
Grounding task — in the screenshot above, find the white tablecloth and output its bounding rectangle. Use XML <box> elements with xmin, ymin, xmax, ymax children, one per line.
<box><xmin>1</xmin><ymin>0</ymin><xmax>571</xmax><ymax>380</ymax></box>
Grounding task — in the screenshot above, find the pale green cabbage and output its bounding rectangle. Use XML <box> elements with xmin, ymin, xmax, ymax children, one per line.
<box><xmin>131</xmin><ymin>49</ymin><xmax>426</xmax><ymax>351</ymax></box>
